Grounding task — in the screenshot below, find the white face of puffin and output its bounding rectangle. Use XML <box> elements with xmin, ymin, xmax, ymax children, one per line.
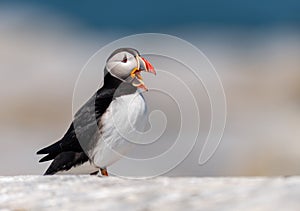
<box><xmin>105</xmin><ymin>48</ymin><xmax>156</xmax><ymax>91</ymax></box>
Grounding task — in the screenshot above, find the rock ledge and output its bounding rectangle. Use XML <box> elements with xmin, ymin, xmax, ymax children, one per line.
<box><xmin>0</xmin><ymin>176</ymin><xmax>299</xmax><ymax>210</ymax></box>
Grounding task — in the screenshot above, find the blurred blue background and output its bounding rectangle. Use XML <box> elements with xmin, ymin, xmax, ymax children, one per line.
<box><xmin>2</xmin><ymin>0</ymin><xmax>300</xmax><ymax>29</ymax></box>
<box><xmin>0</xmin><ymin>0</ymin><xmax>300</xmax><ymax>176</ymax></box>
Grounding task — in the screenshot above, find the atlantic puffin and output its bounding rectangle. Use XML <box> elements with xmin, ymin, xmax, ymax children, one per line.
<box><xmin>37</xmin><ymin>48</ymin><xmax>156</xmax><ymax>176</ymax></box>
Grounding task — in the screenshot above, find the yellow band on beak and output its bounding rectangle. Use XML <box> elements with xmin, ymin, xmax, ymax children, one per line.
<box><xmin>130</xmin><ymin>56</ymin><xmax>142</xmax><ymax>78</ymax></box>
<box><xmin>130</xmin><ymin>67</ymin><xmax>139</xmax><ymax>78</ymax></box>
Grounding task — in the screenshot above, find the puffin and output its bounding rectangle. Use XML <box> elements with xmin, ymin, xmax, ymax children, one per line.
<box><xmin>37</xmin><ymin>48</ymin><xmax>156</xmax><ymax>176</ymax></box>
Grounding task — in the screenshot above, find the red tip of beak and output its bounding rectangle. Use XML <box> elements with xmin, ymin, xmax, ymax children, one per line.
<box><xmin>141</xmin><ymin>57</ymin><xmax>156</xmax><ymax>75</ymax></box>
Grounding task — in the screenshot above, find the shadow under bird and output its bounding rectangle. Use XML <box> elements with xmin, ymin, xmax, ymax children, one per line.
<box><xmin>37</xmin><ymin>48</ymin><xmax>156</xmax><ymax>176</ymax></box>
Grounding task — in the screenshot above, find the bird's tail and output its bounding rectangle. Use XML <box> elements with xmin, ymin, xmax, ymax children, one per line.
<box><xmin>44</xmin><ymin>152</ymin><xmax>89</xmax><ymax>175</ymax></box>
<box><xmin>36</xmin><ymin>141</ymin><xmax>62</xmax><ymax>163</ymax></box>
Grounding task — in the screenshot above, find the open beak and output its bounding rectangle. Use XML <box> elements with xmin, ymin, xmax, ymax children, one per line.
<box><xmin>130</xmin><ymin>56</ymin><xmax>156</xmax><ymax>91</ymax></box>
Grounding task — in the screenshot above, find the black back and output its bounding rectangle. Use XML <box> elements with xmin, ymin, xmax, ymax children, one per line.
<box><xmin>37</xmin><ymin>71</ymin><xmax>137</xmax><ymax>175</ymax></box>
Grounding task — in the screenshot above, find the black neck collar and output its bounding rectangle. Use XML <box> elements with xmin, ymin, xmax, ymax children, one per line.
<box><xmin>103</xmin><ymin>70</ymin><xmax>137</xmax><ymax>97</ymax></box>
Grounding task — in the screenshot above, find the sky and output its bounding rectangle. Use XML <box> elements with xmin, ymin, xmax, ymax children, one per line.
<box><xmin>1</xmin><ymin>0</ymin><xmax>300</xmax><ymax>31</ymax></box>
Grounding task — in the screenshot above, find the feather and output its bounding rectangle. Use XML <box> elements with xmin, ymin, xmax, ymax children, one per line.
<box><xmin>37</xmin><ymin>73</ymin><xmax>137</xmax><ymax>174</ymax></box>
<box><xmin>44</xmin><ymin>152</ymin><xmax>89</xmax><ymax>175</ymax></box>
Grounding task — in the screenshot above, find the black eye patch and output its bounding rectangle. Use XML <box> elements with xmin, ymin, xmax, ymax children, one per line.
<box><xmin>122</xmin><ymin>55</ymin><xmax>127</xmax><ymax>63</ymax></box>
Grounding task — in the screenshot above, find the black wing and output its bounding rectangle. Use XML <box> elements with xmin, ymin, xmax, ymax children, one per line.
<box><xmin>37</xmin><ymin>88</ymin><xmax>116</xmax><ymax>175</ymax></box>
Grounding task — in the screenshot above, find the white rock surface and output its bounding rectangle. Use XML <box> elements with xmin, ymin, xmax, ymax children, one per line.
<box><xmin>0</xmin><ymin>176</ymin><xmax>299</xmax><ymax>211</ymax></box>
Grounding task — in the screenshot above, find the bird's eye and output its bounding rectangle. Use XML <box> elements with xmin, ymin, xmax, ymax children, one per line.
<box><xmin>122</xmin><ymin>55</ymin><xmax>127</xmax><ymax>63</ymax></box>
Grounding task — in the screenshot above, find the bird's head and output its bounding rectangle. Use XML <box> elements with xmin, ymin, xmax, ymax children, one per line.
<box><xmin>105</xmin><ymin>48</ymin><xmax>156</xmax><ymax>91</ymax></box>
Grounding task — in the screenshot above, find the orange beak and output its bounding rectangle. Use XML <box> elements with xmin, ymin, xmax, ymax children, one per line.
<box><xmin>141</xmin><ymin>57</ymin><xmax>156</xmax><ymax>75</ymax></box>
<box><xmin>131</xmin><ymin>56</ymin><xmax>156</xmax><ymax>91</ymax></box>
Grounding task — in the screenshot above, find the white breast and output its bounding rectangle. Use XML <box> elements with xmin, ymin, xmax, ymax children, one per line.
<box><xmin>89</xmin><ymin>91</ymin><xmax>147</xmax><ymax>168</ymax></box>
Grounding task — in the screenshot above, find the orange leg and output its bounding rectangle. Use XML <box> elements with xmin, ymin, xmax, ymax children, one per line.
<box><xmin>100</xmin><ymin>168</ymin><xmax>108</xmax><ymax>176</ymax></box>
